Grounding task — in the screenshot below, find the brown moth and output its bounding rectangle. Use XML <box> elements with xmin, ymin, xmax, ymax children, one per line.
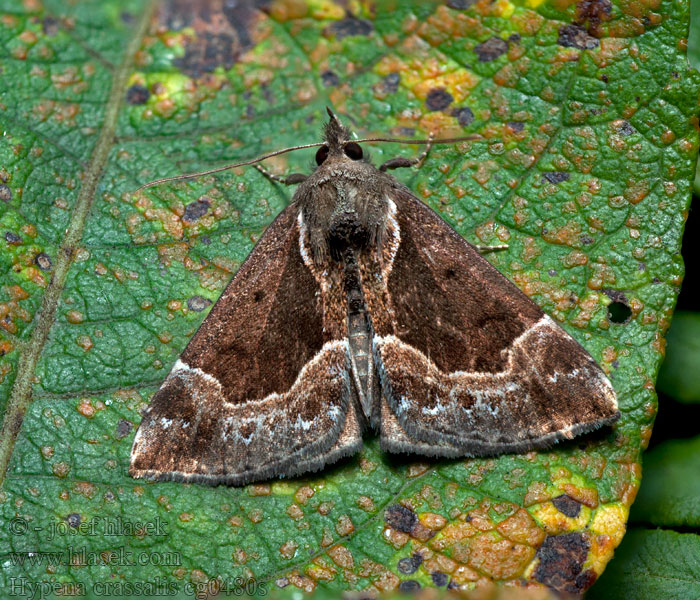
<box><xmin>130</xmin><ymin>109</ymin><xmax>619</xmax><ymax>486</ymax></box>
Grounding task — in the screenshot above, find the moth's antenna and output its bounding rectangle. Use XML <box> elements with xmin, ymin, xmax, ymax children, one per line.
<box><xmin>134</xmin><ymin>142</ymin><xmax>327</xmax><ymax>191</ymax></box>
<box><xmin>353</xmin><ymin>135</ymin><xmax>482</xmax><ymax>145</ymax></box>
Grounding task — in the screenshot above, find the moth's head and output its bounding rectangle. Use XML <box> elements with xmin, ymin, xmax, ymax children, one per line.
<box><xmin>315</xmin><ymin>107</ymin><xmax>366</xmax><ymax>168</ymax></box>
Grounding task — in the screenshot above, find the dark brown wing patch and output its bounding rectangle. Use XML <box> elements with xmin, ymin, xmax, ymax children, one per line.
<box><xmin>374</xmin><ymin>188</ymin><xmax>619</xmax><ymax>456</ymax></box>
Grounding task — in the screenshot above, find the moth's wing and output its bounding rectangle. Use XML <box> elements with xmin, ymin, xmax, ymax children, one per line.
<box><xmin>130</xmin><ymin>204</ymin><xmax>362</xmax><ymax>486</ymax></box>
<box><xmin>373</xmin><ymin>187</ymin><xmax>619</xmax><ymax>457</ymax></box>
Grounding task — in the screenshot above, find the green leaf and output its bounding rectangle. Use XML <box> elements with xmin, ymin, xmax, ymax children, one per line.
<box><xmin>656</xmin><ymin>311</ymin><xmax>700</xmax><ymax>402</ymax></box>
<box><xmin>629</xmin><ymin>435</ymin><xmax>700</xmax><ymax>527</ymax></box>
<box><xmin>1</xmin><ymin>0</ymin><xmax>698</xmax><ymax>597</ymax></box>
<box><xmin>587</xmin><ymin>529</ymin><xmax>700</xmax><ymax>600</ymax></box>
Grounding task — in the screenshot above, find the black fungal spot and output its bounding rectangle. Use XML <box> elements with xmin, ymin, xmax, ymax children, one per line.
<box><xmin>66</xmin><ymin>513</ymin><xmax>81</xmax><ymax>528</ymax></box>
<box><xmin>431</xmin><ymin>572</ymin><xmax>448</xmax><ymax>586</ymax></box>
<box><xmin>576</xmin><ymin>0</ymin><xmax>612</xmax><ymax>35</ymax></box>
<box><xmin>5</xmin><ymin>232</ymin><xmax>21</xmax><ymax>244</ymax></box>
<box><xmin>34</xmin><ymin>253</ymin><xmax>52</xmax><ymax>272</ymax></box>
<box><xmin>321</xmin><ymin>70</ymin><xmax>339</xmax><ymax>87</ymax></box>
<box><xmin>115</xmin><ymin>419</ymin><xmax>134</xmax><ymax>440</ymax></box>
<box><xmin>126</xmin><ymin>84</ymin><xmax>150</xmax><ymax>105</ymax></box>
<box><xmin>385</xmin><ymin>504</ymin><xmax>417</xmax><ymax>533</ymax></box>
<box><xmin>42</xmin><ymin>17</ymin><xmax>59</xmax><ymax>35</ymax></box>
<box><xmin>383</xmin><ymin>72</ymin><xmax>401</xmax><ymax>93</ymax></box>
<box><xmin>426</xmin><ymin>88</ymin><xmax>454</xmax><ymax>111</ymax></box>
<box><xmin>601</xmin><ymin>74</ymin><xmax>609</xmax><ymax>83</ymax></box>
<box><xmin>580</xmin><ymin>235</ymin><xmax>594</xmax><ymax>245</ymax></box>
<box><xmin>121</xmin><ymin>11</ymin><xmax>136</xmax><ymax>25</ymax></box>
<box><xmin>508</xmin><ymin>33</ymin><xmax>521</xmax><ymax>43</ymax></box>
<box><xmin>397</xmin><ymin>553</ymin><xmax>423</xmax><ymax>574</ymax></box>
<box><xmin>188</xmin><ymin>296</ymin><xmax>212</xmax><ymax>312</ymax></box>
<box><xmin>104</xmin><ymin>490</ymin><xmax>116</xmax><ymax>502</ymax></box>
<box><xmin>199</xmin><ymin>235</ymin><xmax>211</xmax><ymax>245</ymax></box>
<box><xmin>558</xmin><ymin>24</ymin><xmax>599</xmax><ymax>49</ymax></box>
<box><xmin>452</xmin><ymin>106</ymin><xmax>474</xmax><ymax>127</ymax></box>
<box><xmin>0</xmin><ymin>184</ymin><xmax>11</xmax><ymax>203</ymax></box>
<box><xmin>552</xmin><ymin>494</ymin><xmax>582</xmax><ymax>518</ymax></box>
<box><xmin>474</xmin><ymin>37</ymin><xmax>508</xmax><ymax>61</ymax></box>
<box><xmin>603</xmin><ymin>289</ymin><xmax>632</xmax><ymax>323</ymax></box>
<box><xmin>534</xmin><ymin>532</ymin><xmax>590</xmax><ymax>594</ymax></box>
<box><xmin>615</xmin><ymin>120</ymin><xmax>636</xmax><ymax>136</ymax></box>
<box><xmin>507</xmin><ymin>121</ymin><xmax>524</xmax><ymax>132</ymax></box>
<box><xmin>183</xmin><ymin>197</ymin><xmax>211</xmax><ymax>223</ymax></box>
<box><xmin>398</xmin><ymin>580</ymin><xmax>421</xmax><ymax>594</ymax></box>
<box><xmin>327</xmin><ymin>17</ymin><xmax>373</xmax><ymax>39</ymax></box>
<box><xmin>543</xmin><ymin>171</ymin><xmax>570</xmax><ymax>184</ymax></box>
<box><xmin>447</xmin><ymin>0</ymin><xmax>477</xmax><ymax>8</ymax></box>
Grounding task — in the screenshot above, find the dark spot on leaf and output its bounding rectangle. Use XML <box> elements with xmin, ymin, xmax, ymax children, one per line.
<box><xmin>126</xmin><ymin>84</ymin><xmax>150</xmax><ymax>105</ymax></box>
<box><xmin>552</xmin><ymin>494</ymin><xmax>582</xmax><ymax>517</ymax></box>
<box><xmin>199</xmin><ymin>235</ymin><xmax>211</xmax><ymax>245</ymax></box>
<box><xmin>603</xmin><ymin>290</ymin><xmax>632</xmax><ymax>323</ymax></box>
<box><xmin>558</xmin><ymin>25</ymin><xmax>599</xmax><ymax>49</ymax></box>
<box><xmin>426</xmin><ymin>88</ymin><xmax>453</xmax><ymax>111</ymax></box>
<box><xmin>534</xmin><ymin>532</ymin><xmax>590</xmax><ymax>594</ymax></box>
<box><xmin>121</xmin><ymin>11</ymin><xmax>136</xmax><ymax>25</ymax></box>
<box><xmin>115</xmin><ymin>419</ymin><xmax>134</xmax><ymax>440</ymax></box>
<box><xmin>321</xmin><ymin>70</ymin><xmax>339</xmax><ymax>87</ymax></box>
<box><xmin>615</xmin><ymin>120</ymin><xmax>636</xmax><ymax>136</ymax></box>
<box><xmin>66</xmin><ymin>513</ymin><xmax>81</xmax><ymax>528</ymax></box>
<box><xmin>383</xmin><ymin>72</ymin><xmax>401</xmax><ymax>93</ymax></box>
<box><xmin>507</xmin><ymin>121</ymin><xmax>524</xmax><ymax>132</ymax></box>
<box><xmin>509</xmin><ymin>33</ymin><xmax>521</xmax><ymax>43</ymax></box>
<box><xmin>385</xmin><ymin>504</ymin><xmax>417</xmax><ymax>533</ymax></box>
<box><xmin>0</xmin><ymin>185</ymin><xmax>11</xmax><ymax>203</ymax></box>
<box><xmin>580</xmin><ymin>235</ymin><xmax>594</xmax><ymax>245</ymax></box>
<box><xmin>253</xmin><ymin>290</ymin><xmax>265</xmax><ymax>302</ymax></box>
<box><xmin>543</xmin><ymin>171</ymin><xmax>570</xmax><ymax>184</ymax></box>
<box><xmin>399</xmin><ymin>127</ymin><xmax>415</xmax><ymax>137</ymax></box>
<box><xmin>653</xmin><ymin>277</ymin><xmax>661</xmax><ymax>284</ymax></box>
<box><xmin>34</xmin><ymin>253</ymin><xmax>52</xmax><ymax>272</ymax></box>
<box><xmin>183</xmin><ymin>197</ymin><xmax>211</xmax><ymax>223</ymax></box>
<box><xmin>326</xmin><ymin>17</ymin><xmax>373</xmax><ymax>39</ymax></box>
<box><xmin>104</xmin><ymin>490</ymin><xmax>115</xmax><ymax>502</ymax></box>
<box><xmin>474</xmin><ymin>37</ymin><xmax>508</xmax><ymax>61</ymax></box>
<box><xmin>575</xmin><ymin>0</ymin><xmax>612</xmax><ymax>35</ymax></box>
<box><xmin>446</xmin><ymin>0</ymin><xmax>476</xmax><ymax>8</ymax></box>
<box><xmin>452</xmin><ymin>106</ymin><xmax>474</xmax><ymax>127</ymax></box>
<box><xmin>637</xmin><ymin>262</ymin><xmax>646</xmax><ymax>271</ymax></box>
<box><xmin>163</xmin><ymin>0</ymin><xmax>260</xmax><ymax>77</ymax></box>
<box><xmin>612</xmin><ymin>360</ymin><xmax>619</xmax><ymax>368</ymax></box>
<box><xmin>431</xmin><ymin>572</ymin><xmax>448</xmax><ymax>586</ymax></box>
<box><xmin>188</xmin><ymin>296</ymin><xmax>212</xmax><ymax>312</ymax></box>
<box><xmin>5</xmin><ymin>232</ymin><xmax>21</xmax><ymax>244</ymax></box>
<box><xmin>42</xmin><ymin>17</ymin><xmax>59</xmax><ymax>35</ymax></box>
<box><xmin>397</xmin><ymin>553</ymin><xmax>423</xmax><ymax>574</ymax></box>
<box><xmin>601</xmin><ymin>74</ymin><xmax>609</xmax><ymax>83</ymax></box>
<box><xmin>574</xmin><ymin>569</ymin><xmax>598</xmax><ymax>592</ymax></box>
<box><xmin>398</xmin><ymin>580</ymin><xmax>421</xmax><ymax>594</ymax></box>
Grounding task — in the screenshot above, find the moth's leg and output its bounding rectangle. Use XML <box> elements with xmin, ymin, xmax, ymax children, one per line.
<box><xmin>255</xmin><ymin>164</ymin><xmax>307</xmax><ymax>185</ymax></box>
<box><xmin>474</xmin><ymin>243</ymin><xmax>509</xmax><ymax>253</ymax></box>
<box><xmin>379</xmin><ymin>133</ymin><xmax>434</xmax><ymax>172</ymax></box>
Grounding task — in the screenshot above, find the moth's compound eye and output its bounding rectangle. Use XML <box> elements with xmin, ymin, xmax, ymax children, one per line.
<box><xmin>343</xmin><ymin>142</ymin><xmax>363</xmax><ymax>160</ymax></box>
<box><xmin>315</xmin><ymin>145</ymin><xmax>329</xmax><ymax>165</ymax></box>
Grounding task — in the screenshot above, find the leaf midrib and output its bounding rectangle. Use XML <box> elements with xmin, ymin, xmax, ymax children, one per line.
<box><xmin>0</xmin><ymin>0</ymin><xmax>160</xmax><ymax>486</ymax></box>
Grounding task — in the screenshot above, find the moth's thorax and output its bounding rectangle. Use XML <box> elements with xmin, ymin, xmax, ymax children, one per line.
<box><xmin>296</xmin><ymin>157</ymin><xmax>391</xmax><ymax>264</ymax></box>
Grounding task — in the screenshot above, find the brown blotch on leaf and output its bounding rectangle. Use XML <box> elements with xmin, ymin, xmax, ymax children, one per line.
<box><xmin>534</xmin><ymin>532</ymin><xmax>591</xmax><ymax>594</ymax></box>
<box><xmin>558</xmin><ymin>25</ymin><xmax>599</xmax><ymax>49</ymax></box>
<box><xmin>115</xmin><ymin>419</ymin><xmax>134</xmax><ymax>440</ymax></box>
<box><xmin>552</xmin><ymin>494</ymin><xmax>582</xmax><ymax>518</ymax></box>
<box><xmin>474</xmin><ymin>37</ymin><xmax>508</xmax><ymax>61</ymax></box>
<box><xmin>162</xmin><ymin>0</ymin><xmax>262</xmax><ymax>77</ymax></box>
<box><xmin>34</xmin><ymin>253</ymin><xmax>52</xmax><ymax>271</ymax></box>
<box><xmin>0</xmin><ymin>185</ymin><xmax>12</xmax><ymax>203</ymax></box>
<box><xmin>183</xmin><ymin>197</ymin><xmax>211</xmax><ymax>223</ymax></box>
<box><xmin>126</xmin><ymin>84</ymin><xmax>150</xmax><ymax>105</ymax></box>
<box><xmin>426</xmin><ymin>88</ymin><xmax>454</xmax><ymax>112</ymax></box>
<box><xmin>325</xmin><ymin>16</ymin><xmax>373</xmax><ymax>39</ymax></box>
<box><xmin>188</xmin><ymin>295</ymin><xmax>212</xmax><ymax>312</ymax></box>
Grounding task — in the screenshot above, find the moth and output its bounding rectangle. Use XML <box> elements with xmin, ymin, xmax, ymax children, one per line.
<box><xmin>130</xmin><ymin>109</ymin><xmax>619</xmax><ymax>486</ymax></box>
